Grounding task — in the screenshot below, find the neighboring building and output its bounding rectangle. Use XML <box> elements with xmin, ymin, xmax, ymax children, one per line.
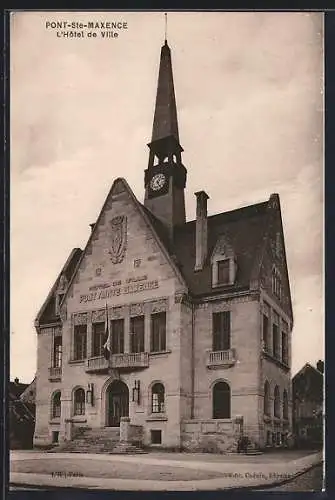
<box><xmin>33</xmin><ymin>39</ymin><xmax>293</xmax><ymax>452</ymax></box>
<box><xmin>292</xmin><ymin>361</ymin><xmax>324</xmax><ymax>449</ymax></box>
<box><xmin>9</xmin><ymin>377</ymin><xmax>36</xmax><ymax>449</ymax></box>
<box><xmin>20</xmin><ymin>376</ymin><xmax>37</xmax><ymax>406</ymax></box>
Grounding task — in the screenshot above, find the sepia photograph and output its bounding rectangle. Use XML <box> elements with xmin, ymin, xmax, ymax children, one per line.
<box><xmin>9</xmin><ymin>10</ymin><xmax>324</xmax><ymax>492</ymax></box>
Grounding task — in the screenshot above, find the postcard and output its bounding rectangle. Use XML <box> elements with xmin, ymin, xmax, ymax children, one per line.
<box><xmin>9</xmin><ymin>10</ymin><xmax>324</xmax><ymax>492</ymax></box>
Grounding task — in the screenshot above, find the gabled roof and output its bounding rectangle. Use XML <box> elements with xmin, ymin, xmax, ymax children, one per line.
<box><xmin>35</xmin><ymin>248</ymin><xmax>82</xmax><ymax>327</ymax></box>
<box><xmin>171</xmin><ymin>201</ymin><xmax>269</xmax><ymax>297</ymax></box>
<box><xmin>61</xmin><ymin>178</ymin><xmax>188</xmax><ymax>305</ymax></box>
<box><xmin>9</xmin><ymin>380</ymin><xmax>29</xmax><ymax>400</ymax></box>
<box><xmin>293</xmin><ymin>362</ymin><xmax>324</xmax><ymax>382</ymax></box>
<box><xmin>255</xmin><ymin>193</ymin><xmax>293</xmax><ymax>321</ymax></box>
<box><xmin>37</xmin><ymin>184</ymin><xmax>291</xmax><ymax>314</ymax></box>
<box><xmin>20</xmin><ymin>376</ymin><xmax>36</xmax><ymax>404</ymax></box>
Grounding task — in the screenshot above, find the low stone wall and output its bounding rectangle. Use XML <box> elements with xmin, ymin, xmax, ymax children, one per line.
<box><xmin>128</xmin><ymin>424</ymin><xmax>143</xmax><ymax>444</ymax></box>
<box><xmin>181</xmin><ymin>419</ymin><xmax>240</xmax><ymax>453</ymax></box>
<box><xmin>120</xmin><ymin>417</ymin><xmax>144</xmax><ymax>445</ymax></box>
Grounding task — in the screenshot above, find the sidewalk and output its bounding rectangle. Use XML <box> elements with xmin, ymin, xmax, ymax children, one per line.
<box><xmin>10</xmin><ymin>450</ymin><xmax>323</xmax><ymax>491</ymax></box>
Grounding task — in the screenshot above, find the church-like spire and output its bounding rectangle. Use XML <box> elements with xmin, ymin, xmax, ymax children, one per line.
<box><xmin>151</xmin><ymin>39</ymin><xmax>179</xmax><ymax>143</ymax></box>
<box><xmin>144</xmin><ymin>33</ymin><xmax>187</xmax><ymax>238</ymax></box>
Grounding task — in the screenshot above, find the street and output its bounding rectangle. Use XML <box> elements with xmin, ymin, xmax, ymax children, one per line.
<box><xmin>9</xmin><ymin>449</ymin><xmax>323</xmax><ymax>491</ymax></box>
<box><xmin>10</xmin><ymin>465</ymin><xmax>324</xmax><ymax>492</ymax></box>
<box><xmin>265</xmin><ymin>464</ymin><xmax>323</xmax><ymax>491</ymax></box>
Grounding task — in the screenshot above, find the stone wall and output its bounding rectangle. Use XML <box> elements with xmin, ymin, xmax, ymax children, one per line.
<box><xmin>181</xmin><ymin>419</ymin><xmax>240</xmax><ymax>453</ymax></box>
<box><xmin>192</xmin><ymin>297</ymin><xmax>262</xmax><ymax>445</ymax></box>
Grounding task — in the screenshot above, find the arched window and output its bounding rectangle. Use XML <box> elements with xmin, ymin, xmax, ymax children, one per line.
<box><xmin>74</xmin><ymin>388</ymin><xmax>85</xmax><ymax>416</ymax></box>
<box><xmin>213</xmin><ymin>381</ymin><xmax>231</xmax><ymax>419</ymax></box>
<box><xmin>152</xmin><ymin>383</ymin><xmax>165</xmax><ymax>413</ymax></box>
<box><xmin>274</xmin><ymin>385</ymin><xmax>280</xmax><ymax>418</ymax></box>
<box><xmin>283</xmin><ymin>389</ymin><xmax>288</xmax><ymax>420</ymax></box>
<box><xmin>264</xmin><ymin>381</ymin><xmax>270</xmax><ymax>416</ymax></box>
<box><xmin>52</xmin><ymin>391</ymin><xmax>61</xmax><ymax>419</ymax></box>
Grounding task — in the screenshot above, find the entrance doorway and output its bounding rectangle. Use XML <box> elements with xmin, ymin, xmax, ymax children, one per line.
<box><xmin>106</xmin><ymin>380</ymin><xmax>129</xmax><ymax>427</ymax></box>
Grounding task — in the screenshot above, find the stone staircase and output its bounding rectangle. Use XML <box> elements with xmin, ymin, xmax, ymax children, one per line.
<box><xmin>244</xmin><ymin>444</ymin><xmax>263</xmax><ymax>455</ymax></box>
<box><xmin>229</xmin><ymin>437</ymin><xmax>263</xmax><ymax>456</ymax></box>
<box><xmin>49</xmin><ymin>427</ymin><xmax>146</xmax><ymax>454</ymax></box>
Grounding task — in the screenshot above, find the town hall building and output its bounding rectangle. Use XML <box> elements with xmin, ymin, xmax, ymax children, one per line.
<box><xmin>33</xmin><ymin>38</ymin><xmax>293</xmax><ymax>452</ymax></box>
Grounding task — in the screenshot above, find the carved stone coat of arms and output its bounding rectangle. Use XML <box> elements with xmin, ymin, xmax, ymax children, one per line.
<box><xmin>109</xmin><ymin>215</ymin><xmax>127</xmax><ymax>264</ymax></box>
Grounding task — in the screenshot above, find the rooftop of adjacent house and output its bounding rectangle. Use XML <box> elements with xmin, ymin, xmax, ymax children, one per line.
<box><xmin>293</xmin><ymin>361</ymin><xmax>324</xmax><ymax>383</ymax></box>
<box><xmin>20</xmin><ymin>376</ymin><xmax>36</xmax><ymax>404</ymax></box>
<box><xmin>9</xmin><ymin>378</ymin><xmax>29</xmax><ymax>400</ymax></box>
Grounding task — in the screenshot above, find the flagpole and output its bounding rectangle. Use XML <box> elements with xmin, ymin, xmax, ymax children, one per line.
<box><xmin>106</xmin><ymin>302</ymin><xmax>109</xmax><ymax>365</ymax></box>
<box><xmin>103</xmin><ymin>302</ymin><xmax>111</xmax><ymax>363</ymax></box>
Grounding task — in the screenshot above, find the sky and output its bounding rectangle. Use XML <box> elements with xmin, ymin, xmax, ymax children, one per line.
<box><xmin>10</xmin><ymin>11</ymin><xmax>324</xmax><ymax>383</ymax></box>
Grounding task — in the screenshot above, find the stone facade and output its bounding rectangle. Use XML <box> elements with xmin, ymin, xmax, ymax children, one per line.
<box><xmin>33</xmin><ymin>40</ymin><xmax>293</xmax><ymax>453</ymax></box>
<box><xmin>33</xmin><ymin>188</ymin><xmax>293</xmax><ymax>450</ymax></box>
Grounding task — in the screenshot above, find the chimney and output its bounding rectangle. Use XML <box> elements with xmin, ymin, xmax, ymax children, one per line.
<box><xmin>14</xmin><ymin>377</ymin><xmax>19</xmax><ymax>384</ymax></box>
<box><xmin>89</xmin><ymin>223</ymin><xmax>95</xmax><ymax>233</ymax></box>
<box><xmin>317</xmin><ymin>360</ymin><xmax>324</xmax><ymax>374</ymax></box>
<box><xmin>194</xmin><ymin>191</ymin><xmax>209</xmax><ymax>271</ymax></box>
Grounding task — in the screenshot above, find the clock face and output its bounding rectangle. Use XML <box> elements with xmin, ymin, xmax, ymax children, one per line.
<box><xmin>150</xmin><ymin>173</ymin><xmax>166</xmax><ymax>191</ymax></box>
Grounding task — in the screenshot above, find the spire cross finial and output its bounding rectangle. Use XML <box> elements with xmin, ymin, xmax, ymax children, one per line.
<box><xmin>164</xmin><ymin>13</ymin><xmax>167</xmax><ymax>43</ymax></box>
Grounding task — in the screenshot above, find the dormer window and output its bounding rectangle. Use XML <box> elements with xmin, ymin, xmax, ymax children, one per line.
<box><xmin>218</xmin><ymin>259</ymin><xmax>230</xmax><ymax>284</ymax></box>
<box><xmin>211</xmin><ymin>236</ymin><xmax>237</xmax><ymax>288</ymax></box>
<box><xmin>212</xmin><ymin>256</ymin><xmax>237</xmax><ymax>287</ymax></box>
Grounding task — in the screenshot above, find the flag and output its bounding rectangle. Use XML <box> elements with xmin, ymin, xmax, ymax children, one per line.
<box><xmin>103</xmin><ymin>304</ymin><xmax>111</xmax><ymax>360</ymax></box>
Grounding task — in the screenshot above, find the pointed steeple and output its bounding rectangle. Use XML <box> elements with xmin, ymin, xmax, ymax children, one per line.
<box><xmin>151</xmin><ymin>40</ymin><xmax>179</xmax><ymax>143</ymax></box>
<box><xmin>144</xmin><ymin>37</ymin><xmax>187</xmax><ymax>239</ymax></box>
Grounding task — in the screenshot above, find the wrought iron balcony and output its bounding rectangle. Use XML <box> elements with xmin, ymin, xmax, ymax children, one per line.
<box><xmin>86</xmin><ymin>355</ymin><xmax>109</xmax><ymax>373</ymax></box>
<box><xmin>48</xmin><ymin>366</ymin><xmax>62</xmax><ymax>381</ymax></box>
<box><xmin>206</xmin><ymin>348</ymin><xmax>236</xmax><ymax>368</ymax></box>
<box><xmin>111</xmin><ymin>352</ymin><xmax>149</xmax><ymax>371</ymax></box>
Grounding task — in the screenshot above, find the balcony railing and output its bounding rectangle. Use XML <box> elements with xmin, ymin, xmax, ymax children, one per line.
<box><xmin>48</xmin><ymin>366</ymin><xmax>62</xmax><ymax>381</ymax></box>
<box><xmin>86</xmin><ymin>356</ymin><xmax>109</xmax><ymax>373</ymax></box>
<box><xmin>111</xmin><ymin>352</ymin><xmax>149</xmax><ymax>370</ymax></box>
<box><xmin>85</xmin><ymin>352</ymin><xmax>149</xmax><ymax>373</ymax></box>
<box><xmin>207</xmin><ymin>349</ymin><xmax>236</xmax><ymax>368</ymax></box>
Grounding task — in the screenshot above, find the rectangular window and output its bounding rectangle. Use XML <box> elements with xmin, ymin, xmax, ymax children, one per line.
<box><xmin>111</xmin><ymin>319</ymin><xmax>124</xmax><ymax>354</ymax></box>
<box><xmin>212</xmin><ymin>311</ymin><xmax>231</xmax><ymax>351</ymax></box>
<box><xmin>151</xmin><ymin>312</ymin><xmax>166</xmax><ymax>352</ymax></box>
<box><xmin>92</xmin><ymin>322</ymin><xmax>105</xmax><ymax>357</ymax></box>
<box><xmin>151</xmin><ymin>430</ymin><xmax>162</xmax><ymax>445</ymax></box>
<box><xmin>282</xmin><ymin>321</ymin><xmax>288</xmax><ymax>365</ymax></box>
<box><xmin>52</xmin><ymin>431</ymin><xmax>59</xmax><ymax>444</ymax></box>
<box><xmin>130</xmin><ymin>316</ymin><xmax>145</xmax><ymax>353</ymax></box>
<box><xmin>53</xmin><ymin>335</ymin><xmax>62</xmax><ymax>368</ymax></box>
<box><xmin>272</xmin><ymin>312</ymin><xmax>279</xmax><ymax>359</ymax></box>
<box><xmin>217</xmin><ymin>259</ymin><xmax>230</xmax><ymax>284</ymax></box>
<box><xmin>73</xmin><ymin>324</ymin><xmax>87</xmax><ymax>360</ymax></box>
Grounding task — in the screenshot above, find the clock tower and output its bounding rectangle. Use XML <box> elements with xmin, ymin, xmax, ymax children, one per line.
<box><xmin>144</xmin><ymin>40</ymin><xmax>187</xmax><ymax>239</ymax></box>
